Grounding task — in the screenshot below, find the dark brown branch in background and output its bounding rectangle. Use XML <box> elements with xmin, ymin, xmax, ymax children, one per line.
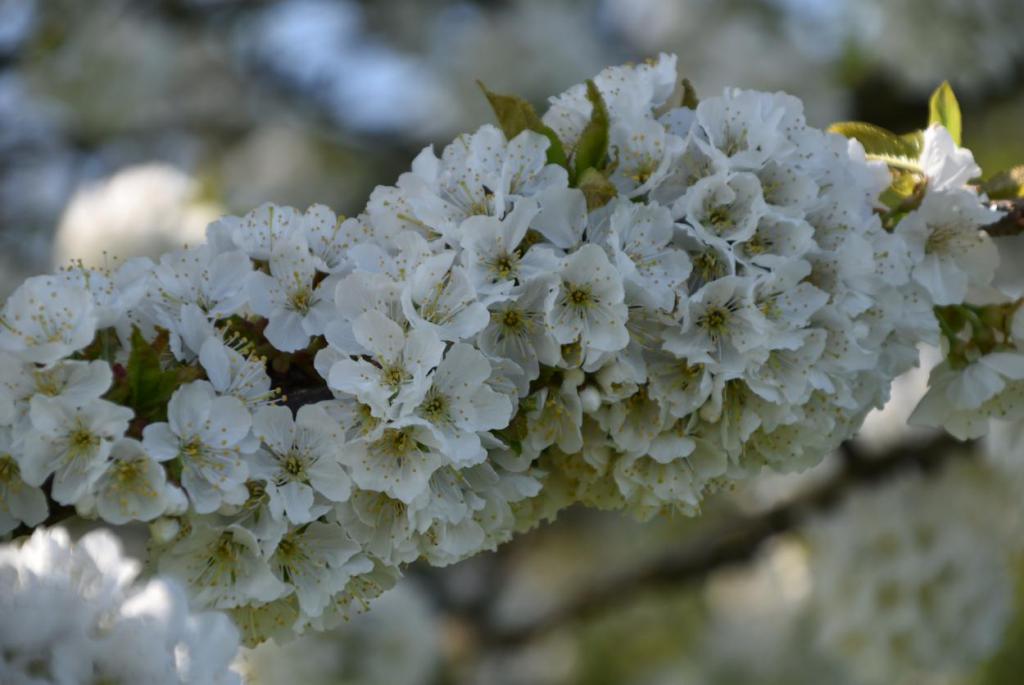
<box><xmin>476</xmin><ymin>432</ymin><xmax>963</xmax><ymax>648</ymax></box>
<box><xmin>282</xmin><ymin>385</ymin><xmax>335</xmax><ymax>414</ymax></box>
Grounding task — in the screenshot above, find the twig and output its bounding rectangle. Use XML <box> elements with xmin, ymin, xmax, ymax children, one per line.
<box><xmin>478</xmin><ymin>432</ymin><xmax>963</xmax><ymax>647</ymax></box>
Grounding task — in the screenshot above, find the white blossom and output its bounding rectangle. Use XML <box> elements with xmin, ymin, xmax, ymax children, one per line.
<box><xmin>247</xmin><ymin>238</ymin><xmax>335</xmax><ymax>352</ymax></box>
<box><xmin>0</xmin><ymin>528</ymin><xmax>242</xmax><ymax>685</ymax></box>
<box><xmin>547</xmin><ymin>244</ymin><xmax>629</xmax><ymax>357</ymax></box>
<box><xmin>896</xmin><ymin>189</ymin><xmax>1000</xmax><ymax>305</ymax></box>
<box><xmin>142</xmin><ymin>381</ymin><xmax>253</xmax><ymax>514</ymax></box>
<box><xmin>92</xmin><ymin>438</ymin><xmax>172</xmax><ymax>524</ymax></box>
<box><xmin>0</xmin><ymin>275</ymin><xmax>97</xmax><ymax>364</ymax></box>
<box><xmin>0</xmin><ymin>425</ymin><xmax>47</xmax><ymax>534</ymax></box>
<box><xmin>21</xmin><ymin>395</ymin><xmax>133</xmax><ymax>505</ymax></box>
<box><xmin>249</xmin><ymin>404</ymin><xmax>351</xmax><ymax>524</ymax></box>
<box><xmin>160</xmin><ymin>522</ymin><xmax>289</xmax><ymax>610</ymax></box>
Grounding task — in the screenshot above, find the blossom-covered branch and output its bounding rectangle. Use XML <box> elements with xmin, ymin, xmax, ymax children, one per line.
<box><xmin>0</xmin><ymin>54</ymin><xmax>1016</xmax><ymax>659</ymax></box>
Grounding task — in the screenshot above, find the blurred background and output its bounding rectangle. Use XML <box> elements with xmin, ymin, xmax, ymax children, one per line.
<box><xmin>4</xmin><ymin>0</ymin><xmax>1024</xmax><ymax>683</ymax></box>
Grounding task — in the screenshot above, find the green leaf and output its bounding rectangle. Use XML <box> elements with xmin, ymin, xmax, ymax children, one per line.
<box><xmin>477</xmin><ymin>82</ymin><xmax>568</xmax><ymax>170</ymax></box>
<box><xmin>827</xmin><ymin>121</ymin><xmax>923</xmax><ymax>171</ymax></box>
<box><xmin>107</xmin><ymin>327</ymin><xmax>202</xmax><ymax>425</ymax></box>
<box><xmin>928</xmin><ymin>81</ymin><xmax>962</xmax><ymax>145</ymax></box>
<box><xmin>577</xmin><ymin>167</ymin><xmax>618</xmax><ymax>211</ymax></box>
<box><xmin>573</xmin><ymin>80</ymin><xmax>610</xmax><ymax>179</ymax></box>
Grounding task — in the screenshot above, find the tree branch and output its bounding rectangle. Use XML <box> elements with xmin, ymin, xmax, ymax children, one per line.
<box><xmin>478</xmin><ymin>432</ymin><xmax>963</xmax><ymax>647</ymax></box>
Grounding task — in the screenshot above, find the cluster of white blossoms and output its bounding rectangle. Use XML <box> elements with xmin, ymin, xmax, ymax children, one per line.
<box><xmin>0</xmin><ymin>54</ymin><xmax>1005</xmax><ymax>644</ymax></box>
<box><xmin>805</xmin><ymin>459</ymin><xmax>1018</xmax><ymax>682</ymax></box>
<box><xmin>903</xmin><ymin>127</ymin><xmax>1024</xmax><ymax>440</ymax></box>
<box><xmin>0</xmin><ymin>527</ymin><xmax>241</xmax><ymax>685</ymax></box>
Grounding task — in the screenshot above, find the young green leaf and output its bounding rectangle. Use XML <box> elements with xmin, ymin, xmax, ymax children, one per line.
<box><xmin>477</xmin><ymin>81</ymin><xmax>568</xmax><ymax>170</ymax></box>
<box><xmin>573</xmin><ymin>80</ymin><xmax>610</xmax><ymax>178</ymax></box>
<box><xmin>106</xmin><ymin>327</ymin><xmax>202</xmax><ymax>425</ymax></box>
<box><xmin>827</xmin><ymin>121</ymin><xmax>923</xmax><ymax>171</ymax></box>
<box><xmin>928</xmin><ymin>81</ymin><xmax>963</xmax><ymax>145</ymax></box>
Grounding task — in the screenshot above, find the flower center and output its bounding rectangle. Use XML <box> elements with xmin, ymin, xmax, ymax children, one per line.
<box><xmin>113</xmin><ymin>460</ymin><xmax>142</xmax><ymax>484</ymax></box>
<box><xmin>707</xmin><ymin>206</ymin><xmax>734</xmax><ymax>231</ymax></box>
<box><xmin>501</xmin><ymin>309</ymin><xmax>524</xmax><ymax>330</ymax></box>
<box><xmin>288</xmin><ymin>286</ymin><xmax>313</xmax><ymax>314</ymax></box>
<box><xmin>420</xmin><ymin>393</ymin><xmax>448</xmax><ymax>423</ymax></box>
<box><xmin>567</xmin><ymin>284</ymin><xmax>592</xmax><ymax>308</ymax></box>
<box><xmin>381</xmin><ymin>364</ymin><xmax>407</xmax><ymax>390</ymax></box>
<box><xmin>0</xmin><ymin>455</ymin><xmax>19</xmax><ymax>482</ymax></box>
<box><xmin>68</xmin><ymin>427</ymin><xmax>99</xmax><ymax>458</ymax></box>
<box><xmin>378</xmin><ymin>428</ymin><xmax>416</xmax><ymax>459</ymax></box>
<box><xmin>924</xmin><ymin>224</ymin><xmax>959</xmax><ymax>254</ymax></box>
<box><xmin>181</xmin><ymin>437</ymin><xmax>204</xmax><ymax>459</ymax></box>
<box><xmin>699</xmin><ymin>307</ymin><xmax>730</xmax><ymax>336</ymax></box>
<box><xmin>283</xmin><ymin>452</ymin><xmax>305</xmax><ymax>477</ymax></box>
<box><xmin>491</xmin><ymin>252</ymin><xmax>519</xmax><ymax>280</ymax></box>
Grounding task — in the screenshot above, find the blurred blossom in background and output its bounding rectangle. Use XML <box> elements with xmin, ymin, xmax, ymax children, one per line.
<box><xmin>3</xmin><ymin>0</ymin><xmax>1024</xmax><ymax>683</ymax></box>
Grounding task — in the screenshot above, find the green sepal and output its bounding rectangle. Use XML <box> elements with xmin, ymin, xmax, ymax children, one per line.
<box><xmin>573</xmin><ymin>80</ymin><xmax>611</xmax><ymax>179</ymax></box>
<box><xmin>477</xmin><ymin>81</ymin><xmax>568</xmax><ymax>171</ymax></box>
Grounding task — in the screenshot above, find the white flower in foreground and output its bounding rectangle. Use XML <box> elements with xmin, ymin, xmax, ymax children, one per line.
<box><xmin>143</xmin><ymin>381</ymin><xmax>253</xmax><ymax>514</ymax></box>
<box><xmin>218</xmin><ymin>202</ymin><xmax>301</xmax><ymax>261</ymax></box>
<box><xmin>461</xmin><ymin>198</ymin><xmax>547</xmax><ymax>299</ymax></box>
<box><xmin>327</xmin><ymin>311</ymin><xmax>444</xmax><ymax>418</ymax></box>
<box><xmin>597</xmin><ymin>200</ymin><xmax>691</xmax><ymax>311</ymax></box>
<box><xmin>268</xmin><ymin>521</ymin><xmax>364</xmax><ymax>618</ymax></box>
<box><xmin>685</xmin><ymin>172</ymin><xmax>766</xmax><ymax>244</ymax></box>
<box><xmin>21</xmin><ymin>395</ymin><xmax>133</xmax><ymax>505</ymax></box>
<box><xmin>542</xmin><ymin>53</ymin><xmax>678</xmax><ymax>147</ymax></box>
<box><xmin>896</xmin><ymin>189</ymin><xmax>1000</xmax><ymax>305</ymax></box>
<box><xmin>547</xmin><ymin>244</ymin><xmax>629</xmax><ymax>356</ymax></box>
<box><xmin>0</xmin><ymin>355</ymin><xmax>112</xmax><ymax>416</ymax></box>
<box><xmin>160</xmin><ymin>522</ymin><xmax>289</xmax><ymax>610</ymax></box>
<box><xmin>247</xmin><ymin>238</ymin><xmax>335</xmax><ymax>352</ymax></box>
<box><xmin>910</xmin><ymin>352</ymin><xmax>1024</xmax><ymax>439</ymax></box>
<box><xmin>249</xmin><ymin>404</ymin><xmax>351</xmax><ymax>524</ymax></box>
<box><xmin>919</xmin><ymin>124</ymin><xmax>982</xmax><ymax>192</ymax></box>
<box><xmin>0</xmin><ymin>426</ymin><xmax>47</xmax><ymax>534</ymax></box>
<box><xmin>413</xmin><ymin>343</ymin><xmax>514</xmax><ymax>465</ymax></box>
<box><xmin>343</xmin><ymin>421</ymin><xmax>447</xmax><ymax>503</ymax></box>
<box><xmin>301</xmin><ymin>203</ymin><xmax>363</xmax><ymax>274</ymax></box>
<box><xmin>150</xmin><ymin>245</ymin><xmax>253</xmax><ymax>322</ymax></box>
<box><xmin>0</xmin><ymin>527</ymin><xmax>242</xmax><ymax>685</ymax></box>
<box><xmin>389</xmin><ymin>126</ymin><xmax>564</xmax><ymax>238</ymax></box>
<box><xmin>478</xmin><ymin>277</ymin><xmax>560</xmax><ymax>383</ymax></box>
<box><xmin>664</xmin><ymin>276</ymin><xmax>765</xmax><ymax>368</ymax></box>
<box><xmin>92</xmin><ymin>438</ymin><xmax>172</xmax><ymax>524</ymax></box>
<box><xmin>401</xmin><ymin>253</ymin><xmax>489</xmax><ymax>342</ymax></box>
<box><xmin>0</xmin><ymin>275</ymin><xmax>97</xmax><ymax>364</ymax></box>
<box><xmin>199</xmin><ymin>336</ymin><xmax>277</xmax><ymax>409</ymax></box>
